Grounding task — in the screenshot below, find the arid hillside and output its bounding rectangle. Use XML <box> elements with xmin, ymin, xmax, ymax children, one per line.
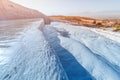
<box><xmin>51</xmin><ymin>16</ymin><xmax>120</xmax><ymax>31</ymax></box>
<box><xmin>0</xmin><ymin>0</ymin><xmax>50</xmax><ymax>24</ymax></box>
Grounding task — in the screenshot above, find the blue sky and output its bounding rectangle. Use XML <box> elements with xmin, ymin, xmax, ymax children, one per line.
<box><xmin>11</xmin><ymin>0</ymin><xmax>120</xmax><ymax>15</ymax></box>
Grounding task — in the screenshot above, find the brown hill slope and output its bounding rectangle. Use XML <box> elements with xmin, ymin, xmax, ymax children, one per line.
<box><xmin>51</xmin><ymin>16</ymin><xmax>120</xmax><ymax>32</ymax></box>
<box><xmin>50</xmin><ymin>16</ymin><xmax>120</xmax><ymax>27</ymax></box>
<box><xmin>0</xmin><ymin>0</ymin><xmax>50</xmax><ymax>24</ymax></box>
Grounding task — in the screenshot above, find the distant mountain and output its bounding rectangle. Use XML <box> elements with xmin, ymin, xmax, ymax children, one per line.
<box><xmin>69</xmin><ymin>11</ymin><xmax>120</xmax><ymax>19</ymax></box>
<box><xmin>0</xmin><ymin>0</ymin><xmax>50</xmax><ymax>24</ymax></box>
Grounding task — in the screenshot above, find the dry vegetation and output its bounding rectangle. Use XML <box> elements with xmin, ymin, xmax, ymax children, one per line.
<box><xmin>50</xmin><ymin>16</ymin><xmax>120</xmax><ymax>32</ymax></box>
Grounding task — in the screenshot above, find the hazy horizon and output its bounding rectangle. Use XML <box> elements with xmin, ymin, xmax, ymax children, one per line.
<box><xmin>11</xmin><ymin>0</ymin><xmax>120</xmax><ymax>16</ymax></box>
